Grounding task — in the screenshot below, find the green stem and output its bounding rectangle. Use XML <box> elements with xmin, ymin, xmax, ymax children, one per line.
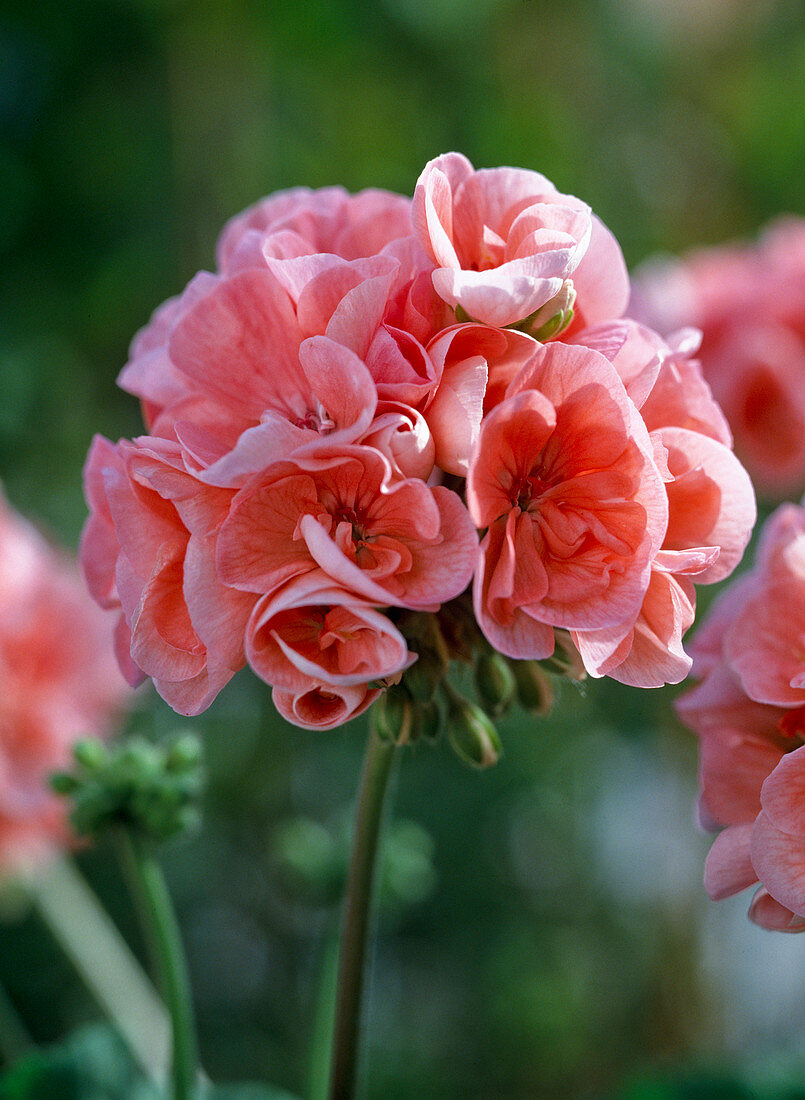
<box><xmin>328</xmin><ymin>728</ymin><xmax>397</xmax><ymax>1100</ymax></box>
<box><xmin>308</xmin><ymin>927</ymin><xmax>340</xmax><ymax>1100</ymax></box>
<box><xmin>118</xmin><ymin>832</ymin><xmax>198</xmax><ymax>1100</ymax></box>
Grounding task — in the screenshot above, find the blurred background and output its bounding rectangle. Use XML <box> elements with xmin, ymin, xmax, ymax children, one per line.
<box><xmin>1</xmin><ymin>0</ymin><xmax>805</xmax><ymax>1096</ymax></box>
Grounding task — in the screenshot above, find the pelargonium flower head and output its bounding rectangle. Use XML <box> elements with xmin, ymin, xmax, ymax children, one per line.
<box><xmin>467</xmin><ymin>341</ymin><xmax>667</xmax><ymax>659</ymax></box>
<box><xmin>0</xmin><ymin>492</ymin><xmax>129</xmax><ymax>874</ymax></box>
<box><xmin>677</xmin><ymin>500</ymin><xmax>805</xmax><ymax>930</ymax></box>
<box><xmin>413</xmin><ymin>152</ymin><xmax>629</xmax><ymax>330</ymax></box>
<box><xmin>84</xmin><ymin>155</ymin><xmax>754</xmax><ymax>737</ymax></box>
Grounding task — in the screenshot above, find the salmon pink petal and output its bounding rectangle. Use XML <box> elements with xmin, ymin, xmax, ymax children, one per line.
<box><xmin>748</xmin><ymin>888</ymin><xmax>805</xmax><ymax>932</ymax></box>
<box><xmin>217</xmin><ymin>474</ymin><xmax>320</xmax><ymax>593</ymax></box>
<box><xmin>575</xmin><ymin>569</ymin><xmax>695</xmax><ymax>687</ymax></box>
<box><xmin>129</xmin><ymin>557</ymin><xmax>206</xmax><ymax>683</ymax></box>
<box><xmin>752</xmin><ymin>811</ymin><xmax>805</xmax><ymax>917</ymax></box>
<box><xmin>726</xmin><ymin>583</ymin><xmax>805</xmax><ymax>708</ymax></box>
<box><xmin>272</xmin><ymin>681</ymin><xmax>378</xmax><ymax>730</ymax></box>
<box><xmin>424</xmin><ymin>353</ymin><xmax>487</xmax><ymax>475</ymax></box>
<box><xmin>759</xmin><ymin>746</ymin><xmax>805</xmax><ymax>835</ymax></box>
<box><xmin>81</xmin><ymin>437</ymin><xmax>124</xmax><ymax>609</ymax></box>
<box><xmin>641</xmin><ymin>346</ymin><xmax>732</xmax><ymax>444</ymax></box>
<box><xmin>700</xmin><ymin>727</ymin><xmax>784</xmax><ymax>827</ymax></box>
<box><xmin>245</xmin><ymin>573</ymin><xmax>414</xmax><ymax>689</ymax></box>
<box><xmin>153</xmin><ymin>664</ymin><xmax>236</xmax><ymax>717</ymax></box>
<box><xmin>183</xmin><ymin>535</ymin><xmax>255</xmax><ymax>671</ymax></box>
<box><xmin>360</xmin><ymin>403</ymin><xmax>435</xmax><ymax>482</ymax></box>
<box><xmin>466</xmin><ymin>389</ymin><xmax>557</xmax><ymax>528</ymax></box>
<box><xmin>704</xmin><ymin>823</ymin><xmax>757</xmax><ymax>900</ymax></box>
<box><xmin>297</xmin><ymin>335</ymin><xmax>377</xmax><ymax>439</ymax></box>
<box><xmin>660</xmin><ymin>427</ymin><xmax>756</xmax><ymax>584</ymax></box>
<box><xmin>433</xmin><ymin>261</ymin><xmax>565</xmax><ymax>329</ymax></box>
<box><xmin>169</xmin><ymin>269</ymin><xmax>305</xmax><ymax>421</ymax></box>
<box><xmin>568</xmin><ymin>214</ymin><xmax>629</xmax><ymax>327</ymax></box>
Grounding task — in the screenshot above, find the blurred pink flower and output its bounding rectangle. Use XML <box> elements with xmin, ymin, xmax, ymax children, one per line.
<box><xmin>0</xmin><ymin>492</ymin><xmax>128</xmax><ymax>873</ymax></box>
<box><xmin>677</xmin><ymin>501</ymin><xmax>805</xmax><ymax>929</ymax></box>
<box><xmin>631</xmin><ymin>219</ymin><xmax>805</xmax><ymax>498</ymax></box>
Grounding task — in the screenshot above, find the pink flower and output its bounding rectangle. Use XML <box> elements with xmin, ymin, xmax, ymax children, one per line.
<box><xmin>216</xmin><ymin>186</ymin><xmax>414</xmax><ymax>272</ymax></box>
<box><xmin>81</xmin><ymin>435</ymin><xmax>254</xmax><ymax>716</ymax></box>
<box><xmin>677</xmin><ymin>501</ymin><xmax>805</xmax><ymax>929</ymax></box>
<box><xmin>0</xmin><ymin>492</ymin><xmax>128</xmax><ymax>873</ymax></box>
<box><xmin>632</xmin><ymin>219</ymin><xmax>805</xmax><ymax>498</ymax></box>
<box><xmin>467</xmin><ymin>342</ymin><xmax>667</xmax><ymax>659</ymax></box>
<box><xmin>572</xmin><ymin>330</ymin><xmax>755</xmax><ymax>688</ymax></box>
<box><xmin>272</xmin><ymin>681</ymin><xmax>380</xmax><ymax>732</ymax></box>
<box><xmin>413</xmin><ymin>152</ymin><xmax>628</xmax><ymax>330</ymax></box>
<box><xmin>245</xmin><ymin>571</ymin><xmax>414</xmax><ymax>693</ymax></box>
<box><xmin>217</xmin><ymin>445</ymin><xmax>478</xmax><ymax>612</ymax></box>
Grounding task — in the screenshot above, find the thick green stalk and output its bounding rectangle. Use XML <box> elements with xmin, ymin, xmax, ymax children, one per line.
<box><xmin>118</xmin><ymin>832</ymin><xmax>198</xmax><ymax>1100</ymax></box>
<box><xmin>328</xmin><ymin>729</ymin><xmax>397</xmax><ymax>1100</ymax></box>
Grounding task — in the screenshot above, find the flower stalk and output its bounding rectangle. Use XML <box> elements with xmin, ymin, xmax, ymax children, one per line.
<box><xmin>328</xmin><ymin>719</ymin><xmax>399</xmax><ymax>1100</ymax></box>
<box><xmin>118</xmin><ymin>832</ymin><xmax>198</xmax><ymax>1100</ymax></box>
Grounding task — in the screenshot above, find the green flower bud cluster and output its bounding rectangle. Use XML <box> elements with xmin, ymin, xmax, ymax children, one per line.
<box><xmin>51</xmin><ymin>734</ymin><xmax>204</xmax><ymax>844</ymax></box>
<box><xmin>378</xmin><ymin>604</ymin><xmax>585</xmax><ymax>771</ymax></box>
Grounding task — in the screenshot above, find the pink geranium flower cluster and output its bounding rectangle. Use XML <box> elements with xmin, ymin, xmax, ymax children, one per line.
<box><xmin>0</xmin><ymin>492</ymin><xmax>128</xmax><ymax>873</ymax></box>
<box><xmin>81</xmin><ymin>153</ymin><xmax>756</xmax><ymax>729</ymax></box>
<box><xmin>677</xmin><ymin>501</ymin><xmax>805</xmax><ymax>931</ymax></box>
<box><xmin>631</xmin><ymin>218</ymin><xmax>805</xmax><ymax>498</ymax></box>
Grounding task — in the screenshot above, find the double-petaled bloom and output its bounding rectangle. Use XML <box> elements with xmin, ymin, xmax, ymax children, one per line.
<box><xmin>82</xmin><ymin>154</ymin><xmax>755</xmax><ymax>728</ymax></box>
<box><xmin>677</xmin><ymin>503</ymin><xmax>805</xmax><ymax>930</ymax></box>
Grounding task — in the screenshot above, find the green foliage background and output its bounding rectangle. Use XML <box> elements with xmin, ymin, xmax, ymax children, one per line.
<box><xmin>1</xmin><ymin>1</ymin><xmax>805</xmax><ymax>1096</ymax></box>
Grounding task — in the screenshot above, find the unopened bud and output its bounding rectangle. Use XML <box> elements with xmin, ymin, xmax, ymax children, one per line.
<box><xmin>53</xmin><ymin>733</ymin><xmax>204</xmax><ymax>844</ymax></box>
<box><xmin>511</xmin><ymin>660</ymin><xmax>554</xmax><ymax>715</ymax></box>
<box><xmin>540</xmin><ymin>630</ymin><xmax>587</xmax><ymax>681</ymax></box>
<box><xmin>446</xmin><ymin>693</ymin><xmax>502</xmax><ymax>769</ymax></box>
<box><xmin>516</xmin><ymin>281</ymin><xmax>577</xmax><ymax>341</ymax></box>
<box><xmin>373</xmin><ymin>686</ymin><xmax>414</xmax><ymax>745</ymax></box>
<box><xmin>403</xmin><ymin>655</ymin><xmax>443</xmax><ymax>703</ymax></box>
<box><xmin>415</xmin><ymin>699</ymin><xmax>442</xmax><ymax>742</ymax></box>
<box><xmin>73</xmin><ymin>739</ymin><xmax>108</xmax><ymax>771</ymax></box>
<box><xmin>474</xmin><ymin>651</ymin><xmax>516</xmax><ymax>717</ymax></box>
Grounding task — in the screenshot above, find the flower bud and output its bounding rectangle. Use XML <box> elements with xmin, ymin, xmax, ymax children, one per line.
<box><xmin>511</xmin><ymin>660</ymin><xmax>554</xmax><ymax>715</ymax></box>
<box><xmin>72</xmin><ymin>739</ymin><xmax>108</xmax><ymax>771</ymax></box>
<box><xmin>373</xmin><ymin>686</ymin><xmax>414</xmax><ymax>745</ymax></box>
<box><xmin>398</xmin><ymin>613</ymin><xmax>449</xmax><ymax>703</ymax></box>
<box><xmin>446</xmin><ymin>692</ymin><xmax>502</xmax><ymax>768</ymax></box>
<box><xmin>516</xmin><ymin>281</ymin><xmax>577</xmax><ymax>341</ymax></box>
<box><xmin>474</xmin><ymin>651</ymin><xmax>516</xmax><ymax>717</ymax></box>
<box><xmin>414</xmin><ymin>699</ymin><xmax>442</xmax><ymax>743</ymax></box>
<box><xmin>540</xmin><ymin>629</ymin><xmax>586</xmax><ymax>681</ymax></box>
<box><xmin>403</xmin><ymin>655</ymin><xmax>443</xmax><ymax>703</ymax></box>
<box><xmin>53</xmin><ymin>734</ymin><xmax>204</xmax><ymax>844</ymax></box>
